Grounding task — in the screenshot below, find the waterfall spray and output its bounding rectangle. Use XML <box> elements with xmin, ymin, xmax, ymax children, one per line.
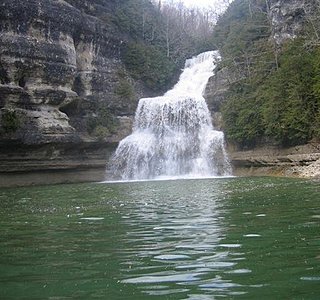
<box><xmin>109</xmin><ymin>51</ymin><xmax>232</xmax><ymax>180</ymax></box>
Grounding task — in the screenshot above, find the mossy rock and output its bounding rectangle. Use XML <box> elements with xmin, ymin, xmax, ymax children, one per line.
<box><xmin>0</xmin><ymin>109</ymin><xmax>20</xmax><ymax>133</ymax></box>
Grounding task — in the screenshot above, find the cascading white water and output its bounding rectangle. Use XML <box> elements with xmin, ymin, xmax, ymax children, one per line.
<box><xmin>110</xmin><ymin>51</ymin><xmax>232</xmax><ymax>180</ymax></box>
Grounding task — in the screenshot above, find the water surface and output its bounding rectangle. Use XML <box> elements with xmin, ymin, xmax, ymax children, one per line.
<box><xmin>0</xmin><ymin>177</ymin><xmax>319</xmax><ymax>299</ymax></box>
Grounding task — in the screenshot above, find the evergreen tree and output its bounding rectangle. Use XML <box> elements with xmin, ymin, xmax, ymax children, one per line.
<box><xmin>214</xmin><ymin>0</ymin><xmax>320</xmax><ymax>148</ymax></box>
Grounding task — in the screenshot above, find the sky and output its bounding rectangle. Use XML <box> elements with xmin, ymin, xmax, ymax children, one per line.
<box><xmin>162</xmin><ymin>0</ymin><xmax>230</xmax><ymax>10</ymax></box>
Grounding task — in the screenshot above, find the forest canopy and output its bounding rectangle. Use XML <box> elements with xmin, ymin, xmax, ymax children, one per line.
<box><xmin>112</xmin><ymin>0</ymin><xmax>320</xmax><ymax>149</ymax></box>
<box><xmin>113</xmin><ymin>0</ymin><xmax>216</xmax><ymax>92</ymax></box>
<box><xmin>213</xmin><ymin>0</ymin><xmax>320</xmax><ymax>148</ymax></box>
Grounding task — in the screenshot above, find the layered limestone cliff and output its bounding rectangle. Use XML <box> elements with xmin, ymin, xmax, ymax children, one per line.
<box><xmin>0</xmin><ymin>0</ymin><xmax>143</xmax><ymax>140</ymax></box>
<box><xmin>0</xmin><ymin>0</ymin><xmax>148</xmax><ymax>185</ymax></box>
<box><xmin>0</xmin><ymin>0</ymin><xmax>319</xmax><ymax>186</ymax></box>
<box><xmin>229</xmin><ymin>143</ymin><xmax>320</xmax><ymax>178</ymax></box>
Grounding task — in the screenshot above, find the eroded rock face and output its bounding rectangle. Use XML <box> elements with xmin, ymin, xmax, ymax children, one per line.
<box><xmin>228</xmin><ymin>142</ymin><xmax>320</xmax><ymax>178</ymax></box>
<box><xmin>0</xmin><ymin>0</ymin><xmax>147</xmax><ymax>182</ymax></box>
<box><xmin>0</xmin><ymin>0</ymin><xmax>141</xmax><ymax>145</ymax></box>
<box><xmin>0</xmin><ymin>0</ymin><xmax>77</xmax><ymax>142</ymax></box>
<box><xmin>269</xmin><ymin>0</ymin><xmax>307</xmax><ymax>45</ymax></box>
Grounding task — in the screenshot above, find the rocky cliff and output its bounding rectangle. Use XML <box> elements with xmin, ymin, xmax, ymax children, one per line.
<box><xmin>0</xmin><ymin>0</ymin><xmax>154</xmax><ymax>185</ymax></box>
<box><xmin>269</xmin><ymin>0</ymin><xmax>307</xmax><ymax>44</ymax></box>
<box><xmin>1</xmin><ymin>0</ymin><xmax>150</xmax><ymax>140</ymax></box>
<box><xmin>1</xmin><ymin>0</ymin><xmax>319</xmax><ymax>186</ymax></box>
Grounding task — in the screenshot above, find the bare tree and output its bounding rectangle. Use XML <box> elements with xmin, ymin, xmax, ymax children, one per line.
<box><xmin>303</xmin><ymin>0</ymin><xmax>320</xmax><ymax>46</ymax></box>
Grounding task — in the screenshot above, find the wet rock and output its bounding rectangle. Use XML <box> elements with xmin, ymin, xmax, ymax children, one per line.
<box><xmin>229</xmin><ymin>143</ymin><xmax>320</xmax><ymax>178</ymax></box>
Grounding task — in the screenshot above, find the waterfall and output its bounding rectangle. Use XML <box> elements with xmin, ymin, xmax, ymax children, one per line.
<box><xmin>109</xmin><ymin>51</ymin><xmax>232</xmax><ymax>180</ymax></box>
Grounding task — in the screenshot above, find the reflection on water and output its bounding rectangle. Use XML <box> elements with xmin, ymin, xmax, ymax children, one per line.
<box><xmin>117</xmin><ymin>180</ymin><xmax>234</xmax><ymax>297</ymax></box>
<box><xmin>0</xmin><ymin>177</ymin><xmax>319</xmax><ymax>299</ymax></box>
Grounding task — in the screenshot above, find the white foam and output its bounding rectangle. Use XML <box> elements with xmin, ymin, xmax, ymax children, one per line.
<box><xmin>109</xmin><ymin>51</ymin><xmax>232</xmax><ymax>180</ymax></box>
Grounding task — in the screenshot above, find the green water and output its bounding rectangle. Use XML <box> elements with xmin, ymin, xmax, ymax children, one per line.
<box><xmin>0</xmin><ymin>177</ymin><xmax>319</xmax><ymax>299</ymax></box>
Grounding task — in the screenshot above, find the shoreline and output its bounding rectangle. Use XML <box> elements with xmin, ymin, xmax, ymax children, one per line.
<box><xmin>0</xmin><ymin>168</ymin><xmax>107</xmax><ymax>188</ymax></box>
<box><xmin>0</xmin><ymin>163</ymin><xmax>318</xmax><ymax>188</ymax></box>
<box><xmin>229</xmin><ymin>142</ymin><xmax>320</xmax><ymax>179</ymax></box>
<box><xmin>0</xmin><ymin>142</ymin><xmax>319</xmax><ymax>188</ymax></box>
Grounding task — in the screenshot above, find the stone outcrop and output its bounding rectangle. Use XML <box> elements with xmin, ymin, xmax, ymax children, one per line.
<box><xmin>205</xmin><ymin>67</ymin><xmax>230</xmax><ymax>114</ymax></box>
<box><xmin>269</xmin><ymin>0</ymin><xmax>308</xmax><ymax>45</ymax></box>
<box><xmin>229</xmin><ymin>142</ymin><xmax>320</xmax><ymax>178</ymax></box>
<box><xmin>0</xmin><ymin>0</ymin><xmax>143</xmax><ymax>143</ymax></box>
<box><xmin>0</xmin><ymin>0</ymin><xmax>145</xmax><ymax>185</ymax></box>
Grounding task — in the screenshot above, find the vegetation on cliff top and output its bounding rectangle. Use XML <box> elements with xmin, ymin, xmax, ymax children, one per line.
<box><xmin>113</xmin><ymin>0</ymin><xmax>215</xmax><ymax>91</ymax></box>
<box><xmin>112</xmin><ymin>0</ymin><xmax>320</xmax><ymax>148</ymax></box>
<box><xmin>83</xmin><ymin>0</ymin><xmax>217</xmax><ymax>137</ymax></box>
<box><xmin>214</xmin><ymin>0</ymin><xmax>320</xmax><ymax>148</ymax></box>
<box><xmin>3</xmin><ymin>0</ymin><xmax>319</xmax><ymax>148</ymax></box>
<box><xmin>86</xmin><ymin>0</ymin><xmax>217</xmax><ymax>137</ymax></box>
